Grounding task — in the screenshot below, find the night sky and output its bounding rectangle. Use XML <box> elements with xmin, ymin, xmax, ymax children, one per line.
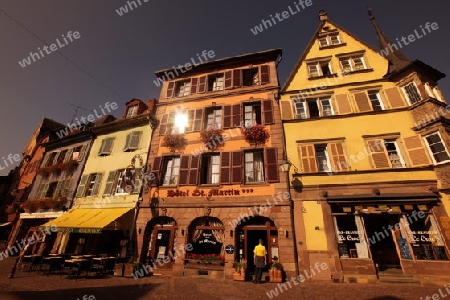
<box><xmin>1</xmin><ymin>0</ymin><xmax>449</xmax><ymax>175</ymax></box>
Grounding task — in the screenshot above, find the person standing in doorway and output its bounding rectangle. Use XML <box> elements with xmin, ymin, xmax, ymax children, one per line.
<box><xmin>253</xmin><ymin>239</ymin><xmax>267</xmax><ymax>284</ymax></box>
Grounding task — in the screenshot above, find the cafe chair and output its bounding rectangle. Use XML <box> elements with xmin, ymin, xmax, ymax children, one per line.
<box><xmin>68</xmin><ymin>260</ymin><xmax>91</xmax><ymax>280</ymax></box>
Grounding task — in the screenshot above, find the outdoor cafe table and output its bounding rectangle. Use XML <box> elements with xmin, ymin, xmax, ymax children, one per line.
<box><xmin>70</xmin><ymin>255</ymin><xmax>84</xmax><ymax>259</ymax></box>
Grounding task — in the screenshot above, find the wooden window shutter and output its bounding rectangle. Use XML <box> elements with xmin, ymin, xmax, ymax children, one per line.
<box><xmin>52</xmin><ymin>152</ymin><xmax>61</xmax><ymax>165</ymax></box>
<box><xmin>329</xmin><ymin>143</ymin><xmax>348</xmax><ymax>172</ymax></box>
<box><xmin>188</xmin><ymin>155</ymin><xmax>199</xmax><ymax>185</ymax></box>
<box><xmin>64</xmin><ymin>148</ymin><xmax>74</xmax><ymax>162</ymax></box>
<box><xmin>384</xmin><ymin>87</ymin><xmax>406</xmax><ymax>108</ymax></box>
<box><xmin>231</xmin><ymin>151</ymin><xmax>242</xmax><ymax>184</ymax></box>
<box><xmin>265</xmin><ymin>147</ymin><xmax>279</xmax><ymax>182</ymax></box>
<box><xmin>232</xmin><ymin>104</ymin><xmax>242</xmax><ymax>128</ymax></box>
<box><xmin>75</xmin><ymin>174</ymin><xmax>89</xmax><ymax>198</ymax></box>
<box><xmin>281</xmin><ymin>101</ymin><xmax>294</xmax><ymax>120</ymax></box>
<box><xmin>103</xmin><ymin>170</ymin><xmax>117</xmax><ymax>196</ymax></box>
<box><xmin>159</xmin><ymin>114</ymin><xmax>169</xmax><ymax>136</ymax></box>
<box><xmin>198</xmin><ymin>76</ymin><xmax>207</xmax><ymax>93</ymax></box>
<box><xmin>223</xmin><ymin>105</ymin><xmax>232</xmax><ymax>129</ymax></box>
<box><xmin>129</xmin><ymin>131</ymin><xmax>142</xmax><ymax>150</ymax></box>
<box><xmin>53</xmin><ymin>181</ymin><xmax>63</xmax><ymax>199</ymax></box>
<box><xmin>298</xmin><ymin>144</ymin><xmax>318</xmax><ymax>173</ymax></box>
<box><xmin>185</xmin><ymin>110</ymin><xmax>195</xmax><ymax>133</ymax></box>
<box><xmin>263</xmin><ymin>100</ymin><xmax>274</xmax><ymax>125</ymax></box>
<box><xmin>166</xmin><ymin>82</ymin><xmax>175</xmax><ymax>98</ymax></box>
<box><xmin>40</xmin><ymin>153</ymin><xmax>50</xmax><ymax>168</ymax></box>
<box><xmin>91</xmin><ymin>173</ymin><xmax>103</xmax><ymax>196</ymax></box>
<box><xmin>260</xmin><ymin>65</ymin><xmax>270</xmax><ymax>85</ymax></box>
<box><xmin>224</xmin><ymin>71</ymin><xmax>232</xmax><ymax>89</ymax></box>
<box><xmin>193</xmin><ymin>109</ymin><xmax>204</xmax><ymax>131</ymax></box>
<box><xmin>403</xmin><ymin>135</ymin><xmax>431</xmax><ymax>166</ymax></box>
<box><xmin>220</xmin><ymin>152</ymin><xmax>231</xmax><ymax>184</ymax></box>
<box><xmin>150</xmin><ymin>157</ymin><xmax>162</xmax><ymax>186</ymax></box>
<box><xmin>131</xmin><ymin>168</ymin><xmax>143</xmax><ymax>194</ymax></box>
<box><xmin>78</xmin><ymin>144</ymin><xmax>88</xmax><ymax>161</ymax></box>
<box><xmin>191</xmin><ymin>77</ymin><xmax>198</xmax><ymax>94</ymax></box>
<box><xmin>35</xmin><ymin>184</ymin><xmax>44</xmax><ymax>199</ymax></box>
<box><xmin>334</xmin><ymin>94</ymin><xmax>352</xmax><ymax>115</ymax></box>
<box><xmin>354</xmin><ymin>92</ymin><xmax>372</xmax><ymax>112</ymax></box>
<box><xmin>40</xmin><ymin>183</ymin><xmax>50</xmax><ymax>199</ymax></box>
<box><xmin>367</xmin><ymin>140</ymin><xmax>390</xmax><ymax>169</ymax></box>
<box><xmin>61</xmin><ymin>179</ymin><xmax>70</xmax><ymax>197</ymax></box>
<box><xmin>232</xmin><ymin>69</ymin><xmax>241</xmax><ymax>88</ymax></box>
<box><xmin>178</xmin><ymin>156</ymin><xmax>190</xmax><ymax>186</ymax></box>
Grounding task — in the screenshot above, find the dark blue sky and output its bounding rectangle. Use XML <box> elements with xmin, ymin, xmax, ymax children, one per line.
<box><xmin>1</xmin><ymin>0</ymin><xmax>449</xmax><ymax>175</ymax></box>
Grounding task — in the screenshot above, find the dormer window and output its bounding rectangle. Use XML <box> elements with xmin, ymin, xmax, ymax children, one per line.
<box><xmin>126</xmin><ymin>105</ymin><xmax>138</xmax><ymax>118</ymax></box>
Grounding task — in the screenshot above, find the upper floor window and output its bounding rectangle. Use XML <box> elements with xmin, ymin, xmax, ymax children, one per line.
<box><xmin>307</xmin><ymin>60</ymin><xmax>332</xmax><ymax>78</ymax></box>
<box><xmin>339</xmin><ymin>55</ymin><xmax>366</xmax><ymax>73</ymax></box>
<box><xmin>175</xmin><ymin>80</ymin><xmax>191</xmax><ymax>97</ymax></box>
<box><xmin>75</xmin><ymin>173</ymin><xmax>103</xmax><ymax>198</ymax></box>
<box><xmin>98</xmin><ymin>137</ymin><xmax>115</xmax><ymax>156</ymax></box>
<box><xmin>244</xmin><ymin>150</ymin><xmax>264</xmax><ymax>183</ymax></box>
<box><xmin>45</xmin><ymin>152</ymin><xmax>57</xmax><ymax>167</ymax></box>
<box><xmin>242</xmin><ymin>68</ymin><xmax>259</xmax><ymax>86</ymax></box>
<box><xmin>367</xmin><ymin>91</ymin><xmax>384</xmax><ymax>111</ymax></box>
<box><xmin>424</xmin><ymin>132</ymin><xmax>450</xmax><ymax>164</ymax></box>
<box><xmin>205</xmin><ymin>107</ymin><xmax>222</xmax><ymax>129</ymax></box>
<box><xmin>200</xmin><ymin>154</ymin><xmax>220</xmax><ymax>185</ymax></box>
<box><xmin>293</xmin><ymin>97</ymin><xmax>333</xmax><ymax>119</ymax></box>
<box><xmin>208</xmin><ymin>74</ymin><xmax>224</xmax><ymax>91</ymax></box>
<box><xmin>124</xmin><ymin>131</ymin><xmax>142</xmax><ymax>152</ymax></box>
<box><xmin>103</xmin><ymin>169</ymin><xmax>142</xmax><ymax>196</ymax></box>
<box><xmin>402</xmin><ymin>82</ymin><xmax>422</xmax><ymax>105</ymax></box>
<box><xmin>162</xmin><ymin>157</ymin><xmax>181</xmax><ymax>186</ymax></box>
<box><xmin>318</xmin><ymin>34</ymin><xmax>342</xmax><ymax>47</ymax></box>
<box><xmin>244</xmin><ymin>103</ymin><xmax>262</xmax><ymax>126</ymax></box>
<box><xmin>367</xmin><ymin>139</ymin><xmax>405</xmax><ymax>169</ymax></box>
<box><xmin>298</xmin><ymin>142</ymin><xmax>348</xmax><ymax>173</ymax></box>
<box><xmin>126</xmin><ymin>105</ymin><xmax>138</xmax><ymax>118</ymax></box>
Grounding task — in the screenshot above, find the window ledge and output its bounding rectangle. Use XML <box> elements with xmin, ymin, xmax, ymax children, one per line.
<box><xmin>199</xmin><ymin>184</ymin><xmax>221</xmax><ymax>188</ymax></box>
<box><xmin>343</xmin><ymin>68</ymin><xmax>374</xmax><ymax>75</ymax></box>
<box><xmin>319</xmin><ymin>42</ymin><xmax>347</xmax><ymax>50</ymax></box>
<box><xmin>241</xmin><ymin>182</ymin><xmax>269</xmax><ymax>187</ymax></box>
<box><xmin>308</xmin><ymin>74</ymin><xmax>339</xmax><ymax>81</ymax></box>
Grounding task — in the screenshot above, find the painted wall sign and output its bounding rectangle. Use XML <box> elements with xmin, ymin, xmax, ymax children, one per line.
<box><xmin>166</xmin><ymin>188</ymin><xmax>254</xmax><ymax>197</ymax></box>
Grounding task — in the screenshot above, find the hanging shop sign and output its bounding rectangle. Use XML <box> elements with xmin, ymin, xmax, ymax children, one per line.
<box><xmin>166</xmin><ymin>188</ymin><xmax>255</xmax><ymax>198</ymax></box>
<box><xmin>225</xmin><ymin>245</ymin><xmax>234</xmax><ymax>254</ymax></box>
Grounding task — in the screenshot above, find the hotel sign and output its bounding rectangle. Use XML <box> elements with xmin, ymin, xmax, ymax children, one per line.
<box><xmin>167</xmin><ymin>188</ymin><xmax>255</xmax><ymax>198</ymax></box>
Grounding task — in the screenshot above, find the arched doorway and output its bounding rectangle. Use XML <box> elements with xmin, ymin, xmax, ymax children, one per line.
<box><xmin>141</xmin><ymin>216</ymin><xmax>176</xmax><ymax>268</ymax></box>
<box><xmin>187</xmin><ymin>217</ymin><xmax>225</xmax><ymax>259</ymax></box>
<box><xmin>235</xmin><ymin>216</ymin><xmax>278</xmax><ymax>271</ymax></box>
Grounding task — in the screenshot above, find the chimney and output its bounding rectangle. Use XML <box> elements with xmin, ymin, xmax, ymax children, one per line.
<box><xmin>319</xmin><ymin>10</ymin><xmax>328</xmax><ymax>21</ymax></box>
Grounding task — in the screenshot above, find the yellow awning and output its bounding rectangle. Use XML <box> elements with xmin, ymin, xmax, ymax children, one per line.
<box><xmin>39</xmin><ymin>208</ymin><xmax>133</xmax><ymax>234</ymax></box>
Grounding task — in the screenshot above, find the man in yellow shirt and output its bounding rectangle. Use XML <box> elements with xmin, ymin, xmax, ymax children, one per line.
<box><xmin>253</xmin><ymin>239</ymin><xmax>267</xmax><ymax>284</ymax></box>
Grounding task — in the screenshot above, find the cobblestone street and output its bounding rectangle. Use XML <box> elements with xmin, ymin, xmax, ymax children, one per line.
<box><xmin>0</xmin><ymin>257</ymin><xmax>445</xmax><ymax>300</ymax></box>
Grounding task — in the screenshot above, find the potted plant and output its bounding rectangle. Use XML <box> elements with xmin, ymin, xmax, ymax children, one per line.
<box><xmin>199</xmin><ymin>127</ymin><xmax>224</xmax><ymax>150</ymax></box>
<box><xmin>232</xmin><ymin>258</ymin><xmax>247</xmax><ymax>281</ymax></box>
<box><xmin>240</xmin><ymin>124</ymin><xmax>270</xmax><ymax>146</ymax></box>
<box><xmin>269</xmin><ymin>256</ymin><xmax>283</xmax><ymax>283</ymax></box>
<box><xmin>162</xmin><ymin>133</ymin><xmax>188</xmax><ymax>152</ymax></box>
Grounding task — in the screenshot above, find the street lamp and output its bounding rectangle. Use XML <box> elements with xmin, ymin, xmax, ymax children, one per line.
<box><xmin>279</xmin><ymin>157</ymin><xmax>300</xmax><ymax>278</ymax></box>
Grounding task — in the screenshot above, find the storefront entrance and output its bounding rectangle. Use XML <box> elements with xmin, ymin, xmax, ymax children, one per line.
<box><xmin>363</xmin><ymin>214</ymin><xmax>401</xmax><ymax>271</ymax></box>
<box><xmin>141</xmin><ymin>216</ymin><xmax>176</xmax><ymax>268</ymax></box>
<box><xmin>235</xmin><ymin>216</ymin><xmax>278</xmax><ymax>271</ymax></box>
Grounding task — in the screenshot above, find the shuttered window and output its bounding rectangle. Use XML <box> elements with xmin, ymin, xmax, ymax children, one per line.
<box><xmin>124</xmin><ymin>131</ymin><xmax>142</xmax><ymax>151</ymax></box>
<box><xmin>188</xmin><ymin>155</ymin><xmax>200</xmax><ymax>185</ymax></box>
<box><xmin>333</xmin><ymin>94</ymin><xmax>352</xmax><ymax>115</ymax></box>
<box><xmin>220</xmin><ymin>152</ymin><xmax>231</xmax><ymax>184</ymax></box>
<box><xmin>75</xmin><ymin>174</ymin><xmax>89</xmax><ymax>198</ymax></box>
<box><xmin>150</xmin><ymin>157</ymin><xmax>162</xmax><ymax>186</ymax></box>
<box><xmin>244</xmin><ymin>151</ymin><xmax>264</xmax><ymax>183</ymax></box>
<box><xmin>103</xmin><ymin>170</ymin><xmax>117</xmax><ymax>196</ymax></box>
<box><xmin>198</xmin><ymin>76</ymin><xmax>207</xmax><ymax>94</ymax></box>
<box><xmin>98</xmin><ymin>138</ymin><xmax>114</xmax><ymax>156</ymax></box>
<box><xmin>166</xmin><ymin>82</ymin><xmax>175</xmax><ymax>98</ymax></box>
<box><xmin>423</xmin><ymin>132</ymin><xmax>450</xmax><ymax>164</ymax></box>
<box><xmin>231</xmin><ymin>151</ymin><xmax>242</xmax><ymax>184</ymax></box>
<box><xmin>200</xmin><ymin>154</ymin><xmax>221</xmax><ymax>185</ymax></box>
<box><xmin>162</xmin><ymin>157</ymin><xmax>181</xmax><ymax>186</ymax></box>
<box><xmin>367</xmin><ymin>140</ymin><xmax>391</xmax><ymax>169</ymax></box>
<box><xmin>260</xmin><ymin>65</ymin><xmax>270</xmax><ymax>85</ymax></box>
<box><xmin>384</xmin><ymin>87</ymin><xmax>406</xmax><ymax>108</ymax></box>
<box><xmin>262</xmin><ymin>100</ymin><xmax>274</xmax><ymax>125</ymax></box>
<box><xmin>353</xmin><ymin>92</ymin><xmax>372</xmax><ymax>112</ymax></box>
<box><xmin>178</xmin><ymin>156</ymin><xmax>190</xmax><ymax>186</ymax></box>
<box><xmin>299</xmin><ymin>142</ymin><xmax>347</xmax><ymax>173</ymax></box>
<box><xmin>264</xmin><ymin>147</ymin><xmax>279</xmax><ymax>182</ymax></box>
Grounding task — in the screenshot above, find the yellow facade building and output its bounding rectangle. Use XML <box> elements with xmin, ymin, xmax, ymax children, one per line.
<box><xmin>280</xmin><ymin>11</ymin><xmax>450</xmax><ymax>285</ymax></box>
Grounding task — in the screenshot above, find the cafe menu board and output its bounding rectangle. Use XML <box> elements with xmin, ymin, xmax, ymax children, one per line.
<box><xmin>397</xmin><ymin>238</ymin><xmax>412</xmax><ymax>259</ymax></box>
<box><xmin>338</xmin><ymin>244</ymin><xmax>349</xmax><ymax>258</ymax></box>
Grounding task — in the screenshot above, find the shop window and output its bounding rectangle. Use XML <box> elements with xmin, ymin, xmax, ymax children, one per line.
<box><xmin>333</xmin><ymin>215</ymin><xmax>369</xmax><ymax>258</ymax></box>
<box><xmin>187</xmin><ymin>217</ymin><xmax>225</xmax><ymax>259</ymax></box>
<box><xmin>405</xmin><ymin>213</ymin><xmax>448</xmax><ymax>260</ymax></box>
<box><xmin>200</xmin><ymin>155</ymin><xmax>220</xmax><ymax>185</ymax></box>
<box><xmin>204</xmin><ymin>107</ymin><xmax>222</xmax><ymax>129</ymax></box>
<box><xmin>244</xmin><ymin>151</ymin><xmax>264</xmax><ymax>183</ymax></box>
<box><xmin>424</xmin><ymin>132</ymin><xmax>450</xmax><ymax>164</ymax></box>
<box><xmin>162</xmin><ymin>157</ymin><xmax>181</xmax><ymax>186</ymax></box>
<box><xmin>244</xmin><ymin>103</ymin><xmax>261</xmax><ymax>126</ymax></box>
